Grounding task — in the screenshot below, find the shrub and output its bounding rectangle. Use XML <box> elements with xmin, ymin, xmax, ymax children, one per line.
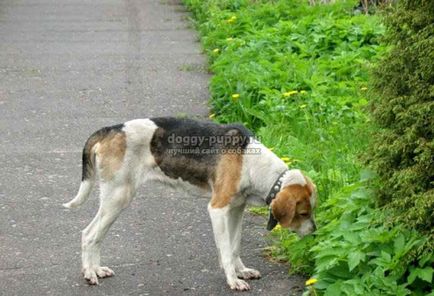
<box><xmin>366</xmin><ymin>0</ymin><xmax>434</xmax><ymax>235</ymax></box>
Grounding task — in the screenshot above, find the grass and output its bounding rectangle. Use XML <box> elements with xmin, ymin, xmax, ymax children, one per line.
<box><xmin>183</xmin><ymin>0</ymin><xmax>434</xmax><ymax>294</ymax></box>
<box><xmin>186</xmin><ymin>0</ymin><xmax>385</xmax><ymax>198</ymax></box>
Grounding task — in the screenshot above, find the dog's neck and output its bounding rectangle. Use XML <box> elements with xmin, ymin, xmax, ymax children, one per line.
<box><xmin>264</xmin><ymin>169</ymin><xmax>307</xmax><ymax>204</ymax></box>
<box><xmin>241</xmin><ymin>142</ymin><xmax>289</xmax><ymax>202</ymax></box>
<box><xmin>281</xmin><ymin>169</ymin><xmax>307</xmax><ymax>188</ymax></box>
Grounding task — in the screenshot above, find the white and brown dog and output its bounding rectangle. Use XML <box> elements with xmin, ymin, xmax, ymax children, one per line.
<box><xmin>63</xmin><ymin>117</ymin><xmax>317</xmax><ymax>291</ymax></box>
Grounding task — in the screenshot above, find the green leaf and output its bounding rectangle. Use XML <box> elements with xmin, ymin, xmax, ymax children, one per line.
<box><xmin>348</xmin><ymin>251</ymin><xmax>365</xmax><ymax>272</ymax></box>
<box><xmin>325</xmin><ymin>280</ymin><xmax>343</xmax><ymax>296</ymax></box>
<box><xmin>408</xmin><ymin>267</ymin><xmax>434</xmax><ymax>284</ymax></box>
<box><xmin>393</xmin><ymin>233</ymin><xmax>405</xmax><ymax>254</ymax></box>
<box><xmin>419</xmin><ymin>252</ymin><xmax>434</xmax><ymax>267</ymax></box>
<box><xmin>416</xmin><ymin>267</ymin><xmax>433</xmax><ymax>283</ymax></box>
<box><xmin>381</xmin><ymin>251</ymin><xmax>392</xmax><ymax>263</ymax></box>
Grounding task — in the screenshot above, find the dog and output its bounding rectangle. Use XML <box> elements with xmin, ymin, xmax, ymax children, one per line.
<box><xmin>63</xmin><ymin>117</ymin><xmax>317</xmax><ymax>291</ymax></box>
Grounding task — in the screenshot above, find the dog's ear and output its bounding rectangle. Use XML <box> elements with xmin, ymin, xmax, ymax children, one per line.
<box><xmin>266</xmin><ymin>208</ymin><xmax>278</xmax><ymax>231</ymax></box>
<box><xmin>270</xmin><ymin>188</ymin><xmax>296</xmax><ymax>228</ymax></box>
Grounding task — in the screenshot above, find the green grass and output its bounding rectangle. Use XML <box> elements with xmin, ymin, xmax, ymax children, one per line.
<box><xmin>184</xmin><ymin>0</ymin><xmax>434</xmax><ymax>294</ymax></box>
<box><xmin>186</xmin><ymin>0</ymin><xmax>385</xmax><ymax>198</ymax></box>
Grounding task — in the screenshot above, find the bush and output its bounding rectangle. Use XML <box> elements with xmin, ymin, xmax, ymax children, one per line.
<box><xmin>366</xmin><ymin>0</ymin><xmax>434</xmax><ymax>235</ymax></box>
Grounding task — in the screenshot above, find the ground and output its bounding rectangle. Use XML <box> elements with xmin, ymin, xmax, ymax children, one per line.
<box><xmin>0</xmin><ymin>0</ymin><xmax>304</xmax><ymax>295</ymax></box>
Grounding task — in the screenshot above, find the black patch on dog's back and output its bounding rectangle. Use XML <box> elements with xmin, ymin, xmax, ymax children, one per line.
<box><xmin>150</xmin><ymin>117</ymin><xmax>253</xmax><ymax>187</ymax></box>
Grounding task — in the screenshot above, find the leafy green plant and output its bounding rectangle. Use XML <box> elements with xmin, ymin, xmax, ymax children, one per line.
<box><xmin>271</xmin><ymin>180</ymin><xmax>433</xmax><ymax>295</ymax></box>
<box><xmin>310</xmin><ymin>181</ymin><xmax>432</xmax><ymax>295</ymax></box>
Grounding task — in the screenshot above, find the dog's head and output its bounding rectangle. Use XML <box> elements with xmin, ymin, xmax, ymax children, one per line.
<box><xmin>268</xmin><ymin>172</ymin><xmax>317</xmax><ymax>237</ymax></box>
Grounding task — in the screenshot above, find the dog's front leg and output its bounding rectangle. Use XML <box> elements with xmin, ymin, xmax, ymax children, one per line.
<box><xmin>208</xmin><ymin>203</ymin><xmax>250</xmax><ymax>291</ymax></box>
<box><xmin>228</xmin><ymin>204</ymin><xmax>261</xmax><ymax>280</ymax></box>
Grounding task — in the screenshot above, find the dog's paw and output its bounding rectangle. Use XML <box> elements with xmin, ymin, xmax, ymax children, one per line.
<box><xmin>83</xmin><ymin>266</ymin><xmax>115</xmax><ymax>285</ymax></box>
<box><xmin>237</xmin><ymin>268</ymin><xmax>261</xmax><ymax>280</ymax></box>
<box><xmin>228</xmin><ymin>278</ymin><xmax>250</xmax><ymax>291</ymax></box>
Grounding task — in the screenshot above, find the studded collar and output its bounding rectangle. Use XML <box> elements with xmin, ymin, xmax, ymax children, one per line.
<box><xmin>266</xmin><ymin>170</ymin><xmax>288</xmax><ymax>231</ymax></box>
<box><xmin>265</xmin><ymin>170</ymin><xmax>288</xmax><ymax>205</ymax></box>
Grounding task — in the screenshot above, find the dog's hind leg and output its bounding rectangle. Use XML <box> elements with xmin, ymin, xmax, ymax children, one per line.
<box><xmin>81</xmin><ymin>181</ymin><xmax>135</xmax><ymax>285</ymax></box>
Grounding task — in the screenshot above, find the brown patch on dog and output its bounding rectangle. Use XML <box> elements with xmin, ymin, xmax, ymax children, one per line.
<box><xmin>95</xmin><ymin>131</ymin><xmax>127</xmax><ymax>181</ymax></box>
<box><xmin>210</xmin><ymin>153</ymin><xmax>243</xmax><ymax>208</ymax></box>
<box><xmin>271</xmin><ymin>184</ymin><xmax>312</xmax><ymax>228</ymax></box>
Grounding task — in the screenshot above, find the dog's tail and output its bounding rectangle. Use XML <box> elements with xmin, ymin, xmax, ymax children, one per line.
<box><xmin>62</xmin><ymin>124</ymin><xmax>121</xmax><ymax>208</ymax></box>
<box><xmin>62</xmin><ymin>135</ymin><xmax>100</xmax><ymax>209</ymax></box>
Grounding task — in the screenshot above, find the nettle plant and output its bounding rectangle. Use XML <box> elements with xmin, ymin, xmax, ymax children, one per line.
<box><xmin>308</xmin><ymin>181</ymin><xmax>433</xmax><ymax>295</ymax></box>
<box><xmin>272</xmin><ymin>180</ymin><xmax>433</xmax><ymax>296</ymax></box>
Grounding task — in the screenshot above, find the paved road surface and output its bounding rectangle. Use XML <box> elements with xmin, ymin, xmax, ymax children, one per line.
<box><xmin>0</xmin><ymin>0</ymin><xmax>304</xmax><ymax>295</ymax></box>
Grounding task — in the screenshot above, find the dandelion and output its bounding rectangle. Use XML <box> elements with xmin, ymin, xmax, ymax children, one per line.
<box><xmin>361</xmin><ymin>87</ymin><xmax>368</xmax><ymax>91</ymax></box>
<box><xmin>280</xmin><ymin>157</ymin><xmax>291</xmax><ymax>162</ymax></box>
<box><xmin>306</xmin><ymin>277</ymin><xmax>318</xmax><ymax>296</ymax></box>
<box><xmin>227</xmin><ymin>15</ymin><xmax>237</xmax><ymax>24</ymax></box>
<box><xmin>283</xmin><ymin>90</ymin><xmax>298</xmax><ymax>97</ymax></box>
<box><xmin>212</xmin><ymin>48</ymin><xmax>220</xmax><ymax>54</ymax></box>
<box><xmin>300</xmin><ymin>90</ymin><xmax>307</xmax><ymax>94</ymax></box>
<box><xmin>305</xmin><ymin>278</ymin><xmax>317</xmax><ymax>286</ymax></box>
<box><xmin>231</xmin><ymin>93</ymin><xmax>240</xmax><ymax>100</ymax></box>
<box><xmin>271</xmin><ymin>224</ymin><xmax>282</xmax><ymax>232</ymax></box>
<box><xmin>209</xmin><ymin>113</ymin><xmax>215</xmax><ymax>119</ymax></box>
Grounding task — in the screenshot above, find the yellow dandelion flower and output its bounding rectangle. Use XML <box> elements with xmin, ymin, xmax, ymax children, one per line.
<box><xmin>283</xmin><ymin>90</ymin><xmax>298</xmax><ymax>97</ymax></box>
<box><xmin>280</xmin><ymin>157</ymin><xmax>291</xmax><ymax>162</ymax></box>
<box><xmin>231</xmin><ymin>93</ymin><xmax>240</xmax><ymax>100</ymax></box>
<box><xmin>271</xmin><ymin>224</ymin><xmax>282</xmax><ymax>232</ymax></box>
<box><xmin>212</xmin><ymin>48</ymin><xmax>219</xmax><ymax>53</ymax></box>
<box><xmin>300</xmin><ymin>90</ymin><xmax>307</xmax><ymax>94</ymax></box>
<box><xmin>209</xmin><ymin>113</ymin><xmax>215</xmax><ymax>119</ymax></box>
<box><xmin>305</xmin><ymin>278</ymin><xmax>317</xmax><ymax>286</ymax></box>
<box><xmin>227</xmin><ymin>15</ymin><xmax>237</xmax><ymax>23</ymax></box>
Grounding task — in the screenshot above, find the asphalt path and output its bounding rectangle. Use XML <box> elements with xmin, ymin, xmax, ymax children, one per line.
<box><xmin>0</xmin><ymin>0</ymin><xmax>304</xmax><ymax>295</ymax></box>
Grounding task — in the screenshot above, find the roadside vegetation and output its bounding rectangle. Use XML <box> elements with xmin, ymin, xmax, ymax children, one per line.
<box><xmin>184</xmin><ymin>0</ymin><xmax>433</xmax><ymax>295</ymax></box>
